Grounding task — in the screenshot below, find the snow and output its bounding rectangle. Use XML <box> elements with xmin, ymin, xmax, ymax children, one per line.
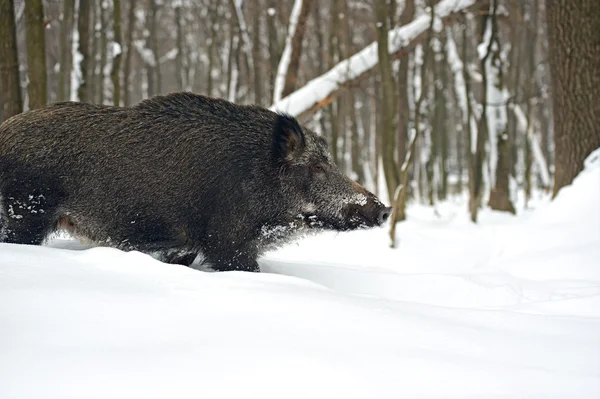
<box><xmin>271</xmin><ymin>0</ymin><xmax>478</xmax><ymax>117</ymax></box>
<box><xmin>111</xmin><ymin>42</ymin><xmax>122</xmax><ymax>57</ymax></box>
<box><xmin>1</xmin><ymin>152</ymin><xmax>600</xmax><ymax>398</ymax></box>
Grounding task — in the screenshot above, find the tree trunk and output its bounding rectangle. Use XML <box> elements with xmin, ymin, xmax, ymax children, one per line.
<box><xmin>123</xmin><ymin>0</ymin><xmax>137</xmax><ymax>106</ymax></box>
<box><xmin>251</xmin><ymin>0</ymin><xmax>264</xmax><ymax>105</ymax></box>
<box><xmin>342</xmin><ymin>0</ymin><xmax>364</xmax><ymax>185</ymax></box>
<box><xmin>25</xmin><ymin>0</ymin><xmax>48</xmax><ymax>109</ymax></box>
<box><xmin>206</xmin><ymin>0</ymin><xmax>218</xmax><ymax>97</ymax></box>
<box><xmin>394</xmin><ymin>0</ymin><xmax>415</xmax><ymax>217</ymax></box>
<box><xmin>147</xmin><ymin>0</ymin><xmax>161</xmax><ymax>97</ymax></box>
<box><xmin>111</xmin><ymin>0</ymin><xmax>122</xmax><ymax>105</ymax></box>
<box><xmin>390</xmin><ymin>3</ymin><xmax>435</xmax><ymax>246</ymax></box>
<box><xmin>486</xmin><ymin>0</ymin><xmax>515</xmax><ymax>214</ymax></box>
<box><xmin>0</xmin><ymin>0</ymin><xmax>22</xmax><ymax>121</ymax></box>
<box><xmin>97</xmin><ymin>1</ymin><xmax>108</xmax><ymax>104</ymax></box>
<box><xmin>57</xmin><ymin>0</ymin><xmax>75</xmax><ymax>102</ymax></box>
<box><xmin>328</xmin><ymin>0</ymin><xmax>340</xmax><ymax>167</ymax></box>
<box><xmin>174</xmin><ymin>3</ymin><xmax>184</xmax><ymax>91</ymax></box>
<box><xmin>77</xmin><ymin>0</ymin><xmax>91</xmax><ymax>102</ymax></box>
<box><xmin>436</xmin><ymin>30</ymin><xmax>449</xmax><ymax>201</ymax></box>
<box><xmin>277</xmin><ymin>0</ymin><xmax>314</xmax><ymax>99</ymax></box>
<box><xmin>547</xmin><ymin>0</ymin><xmax>600</xmax><ymax>196</ymax></box>
<box><xmin>266</xmin><ymin>0</ymin><xmax>279</xmax><ymax>103</ymax></box>
<box><xmin>374</xmin><ymin>0</ymin><xmax>399</xmax><ymax>205</ymax></box>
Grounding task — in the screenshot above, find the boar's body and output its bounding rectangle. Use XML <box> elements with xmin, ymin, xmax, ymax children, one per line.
<box><xmin>0</xmin><ymin>93</ymin><xmax>390</xmax><ymax>272</ymax></box>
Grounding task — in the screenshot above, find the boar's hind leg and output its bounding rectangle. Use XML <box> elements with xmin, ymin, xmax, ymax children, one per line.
<box><xmin>0</xmin><ymin>180</ymin><xmax>63</xmax><ymax>245</ymax></box>
<box><xmin>163</xmin><ymin>251</ymin><xmax>198</xmax><ymax>267</ymax></box>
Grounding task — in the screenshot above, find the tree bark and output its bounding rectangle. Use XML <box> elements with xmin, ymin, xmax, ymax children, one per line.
<box><xmin>123</xmin><ymin>0</ymin><xmax>137</xmax><ymax>106</ymax></box>
<box><xmin>57</xmin><ymin>0</ymin><xmax>75</xmax><ymax>102</ymax></box>
<box><xmin>77</xmin><ymin>0</ymin><xmax>92</xmax><ymax>102</ymax></box>
<box><xmin>547</xmin><ymin>0</ymin><xmax>600</xmax><ymax>196</ymax></box>
<box><xmin>279</xmin><ymin>0</ymin><xmax>314</xmax><ymax>99</ymax></box>
<box><xmin>266</xmin><ymin>0</ymin><xmax>279</xmax><ymax>103</ymax></box>
<box><xmin>25</xmin><ymin>0</ymin><xmax>48</xmax><ymax>109</ymax></box>
<box><xmin>147</xmin><ymin>0</ymin><xmax>161</xmax><ymax>97</ymax></box>
<box><xmin>390</xmin><ymin>3</ymin><xmax>436</xmax><ymax>245</ymax></box>
<box><xmin>97</xmin><ymin>1</ymin><xmax>108</xmax><ymax>104</ymax></box>
<box><xmin>375</xmin><ymin>0</ymin><xmax>399</xmax><ymax>205</ymax></box>
<box><xmin>0</xmin><ymin>0</ymin><xmax>22</xmax><ymax>121</ymax></box>
<box><xmin>486</xmin><ymin>0</ymin><xmax>515</xmax><ymax>214</ymax></box>
<box><xmin>396</xmin><ymin>0</ymin><xmax>415</xmax><ymax>196</ymax></box>
<box><xmin>328</xmin><ymin>0</ymin><xmax>340</xmax><ymax>167</ymax></box>
<box><xmin>111</xmin><ymin>0</ymin><xmax>122</xmax><ymax>105</ymax></box>
<box><xmin>251</xmin><ymin>0</ymin><xmax>264</xmax><ymax>105</ymax></box>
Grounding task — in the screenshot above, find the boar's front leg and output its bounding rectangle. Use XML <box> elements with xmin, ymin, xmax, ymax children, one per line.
<box><xmin>204</xmin><ymin>247</ymin><xmax>260</xmax><ymax>273</ymax></box>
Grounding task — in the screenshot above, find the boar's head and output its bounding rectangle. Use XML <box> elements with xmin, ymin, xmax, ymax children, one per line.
<box><xmin>272</xmin><ymin>114</ymin><xmax>392</xmax><ymax>231</ymax></box>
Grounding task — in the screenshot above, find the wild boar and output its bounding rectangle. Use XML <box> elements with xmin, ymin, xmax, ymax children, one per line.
<box><xmin>0</xmin><ymin>92</ymin><xmax>391</xmax><ymax>271</ymax></box>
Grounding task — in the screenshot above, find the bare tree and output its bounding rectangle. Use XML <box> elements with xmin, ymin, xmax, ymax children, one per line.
<box><xmin>390</xmin><ymin>2</ymin><xmax>435</xmax><ymax>245</ymax></box>
<box><xmin>57</xmin><ymin>0</ymin><xmax>75</xmax><ymax>101</ymax></box>
<box><xmin>122</xmin><ymin>0</ymin><xmax>137</xmax><ymax>106</ymax></box>
<box><xmin>375</xmin><ymin>0</ymin><xmax>399</xmax><ymax>205</ymax></box>
<box><xmin>77</xmin><ymin>0</ymin><xmax>92</xmax><ymax>102</ymax></box>
<box><xmin>0</xmin><ymin>0</ymin><xmax>22</xmax><ymax>121</ymax></box>
<box><xmin>111</xmin><ymin>0</ymin><xmax>122</xmax><ymax>105</ymax></box>
<box><xmin>25</xmin><ymin>0</ymin><xmax>48</xmax><ymax>109</ymax></box>
<box><xmin>273</xmin><ymin>0</ymin><xmax>314</xmax><ymax>101</ymax></box>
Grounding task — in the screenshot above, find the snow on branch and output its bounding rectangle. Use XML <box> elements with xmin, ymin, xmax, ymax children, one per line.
<box><xmin>271</xmin><ymin>0</ymin><xmax>480</xmax><ymax>118</ymax></box>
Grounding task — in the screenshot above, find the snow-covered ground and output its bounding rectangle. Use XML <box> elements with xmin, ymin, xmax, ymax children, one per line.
<box><xmin>1</xmin><ymin>151</ymin><xmax>599</xmax><ymax>399</ymax></box>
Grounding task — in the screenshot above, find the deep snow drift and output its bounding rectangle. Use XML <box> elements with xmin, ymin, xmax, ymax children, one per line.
<box><xmin>1</xmin><ymin>151</ymin><xmax>599</xmax><ymax>399</ymax></box>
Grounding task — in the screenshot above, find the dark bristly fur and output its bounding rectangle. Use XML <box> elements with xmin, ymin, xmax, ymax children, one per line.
<box><xmin>0</xmin><ymin>92</ymin><xmax>391</xmax><ymax>272</ymax></box>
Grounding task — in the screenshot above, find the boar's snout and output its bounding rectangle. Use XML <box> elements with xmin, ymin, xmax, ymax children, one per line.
<box><xmin>378</xmin><ymin>207</ymin><xmax>393</xmax><ymax>224</ymax></box>
<box><xmin>341</xmin><ymin>181</ymin><xmax>392</xmax><ymax>229</ymax></box>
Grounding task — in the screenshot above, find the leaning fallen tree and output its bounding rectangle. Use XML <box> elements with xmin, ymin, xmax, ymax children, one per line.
<box><xmin>270</xmin><ymin>0</ymin><xmax>482</xmax><ymax>119</ymax></box>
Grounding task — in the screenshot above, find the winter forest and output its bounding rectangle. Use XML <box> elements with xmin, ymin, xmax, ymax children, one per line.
<box><xmin>1</xmin><ymin>0</ymin><xmax>597</xmax><ymax>224</ymax></box>
<box><xmin>1</xmin><ymin>0</ymin><xmax>599</xmax><ymax>398</ymax></box>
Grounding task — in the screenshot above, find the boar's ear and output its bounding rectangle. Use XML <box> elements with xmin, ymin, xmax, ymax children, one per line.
<box><xmin>272</xmin><ymin>113</ymin><xmax>305</xmax><ymax>164</ymax></box>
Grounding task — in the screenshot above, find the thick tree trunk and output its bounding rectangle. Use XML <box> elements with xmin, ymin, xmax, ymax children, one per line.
<box><xmin>547</xmin><ymin>0</ymin><xmax>600</xmax><ymax>196</ymax></box>
<box><xmin>0</xmin><ymin>0</ymin><xmax>22</xmax><ymax>121</ymax></box>
<box><xmin>25</xmin><ymin>0</ymin><xmax>48</xmax><ymax>109</ymax></box>
<box><xmin>111</xmin><ymin>0</ymin><xmax>122</xmax><ymax>105</ymax></box>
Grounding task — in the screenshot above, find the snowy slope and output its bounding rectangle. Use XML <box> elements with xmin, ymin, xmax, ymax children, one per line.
<box><xmin>1</xmin><ymin>151</ymin><xmax>599</xmax><ymax>399</ymax></box>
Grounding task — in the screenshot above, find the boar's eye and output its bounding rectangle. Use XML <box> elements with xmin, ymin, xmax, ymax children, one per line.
<box><xmin>312</xmin><ymin>163</ymin><xmax>327</xmax><ymax>177</ymax></box>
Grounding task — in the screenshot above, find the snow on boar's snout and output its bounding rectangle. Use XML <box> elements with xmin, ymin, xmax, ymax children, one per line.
<box><xmin>342</xmin><ymin>181</ymin><xmax>393</xmax><ymax>229</ymax></box>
